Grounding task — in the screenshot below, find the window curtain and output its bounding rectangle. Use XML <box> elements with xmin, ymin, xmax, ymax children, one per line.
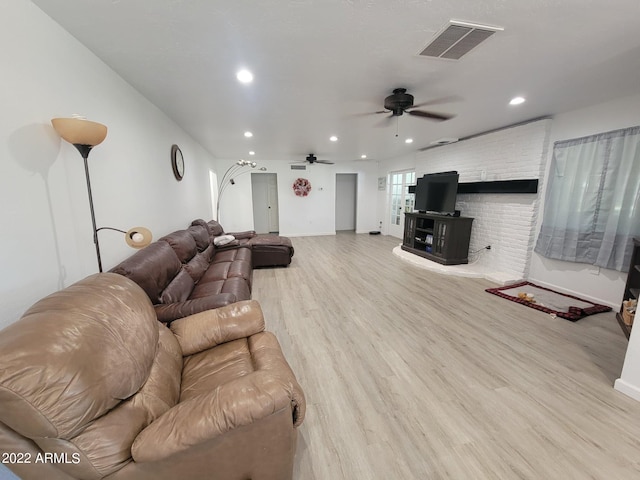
<box><xmin>535</xmin><ymin>125</ymin><xmax>640</xmax><ymax>272</ymax></box>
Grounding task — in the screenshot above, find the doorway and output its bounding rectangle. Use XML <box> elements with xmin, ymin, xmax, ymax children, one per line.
<box><xmin>251</xmin><ymin>173</ymin><xmax>279</xmax><ymax>234</ymax></box>
<box><xmin>335</xmin><ymin>173</ymin><xmax>358</xmax><ymax>231</ymax></box>
<box><xmin>388</xmin><ymin>170</ymin><xmax>415</xmax><ymax>238</ymax></box>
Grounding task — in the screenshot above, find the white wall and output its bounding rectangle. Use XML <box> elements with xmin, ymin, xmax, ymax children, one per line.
<box><xmin>414</xmin><ymin>119</ymin><xmax>551</xmax><ymax>279</ymax></box>
<box><xmin>217</xmin><ymin>158</ymin><xmax>379</xmax><ymax>236</ymax></box>
<box><xmin>528</xmin><ymin>93</ymin><xmax>640</xmax><ymax>308</ymax></box>
<box><xmin>0</xmin><ymin>2</ymin><xmax>217</xmax><ymax>329</ymax></box>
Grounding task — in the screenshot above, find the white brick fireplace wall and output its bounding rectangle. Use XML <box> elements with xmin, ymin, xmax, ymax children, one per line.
<box><xmin>415</xmin><ymin>118</ymin><xmax>552</xmax><ymax>280</ymax></box>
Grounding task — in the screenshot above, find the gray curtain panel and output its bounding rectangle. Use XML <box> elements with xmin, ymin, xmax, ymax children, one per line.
<box><xmin>535</xmin><ymin>125</ymin><xmax>640</xmax><ymax>272</ymax></box>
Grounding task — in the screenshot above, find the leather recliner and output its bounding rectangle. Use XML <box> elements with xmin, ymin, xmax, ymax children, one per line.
<box><xmin>0</xmin><ymin>273</ymin><xmax>305</xmax><ymax>480</ymax></box>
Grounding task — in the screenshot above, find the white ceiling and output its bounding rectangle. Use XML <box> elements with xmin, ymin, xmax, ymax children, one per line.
<box><xmin>33</xmin><ymin>0</ymin><xmax>640</xmax><ymax>163</ymax></box>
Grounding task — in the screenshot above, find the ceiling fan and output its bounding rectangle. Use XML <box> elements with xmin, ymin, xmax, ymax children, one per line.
<box><xmin>292</xmin><ymin>154</ymin><xmax>335</xmax><ymax>165</ymax></box>
<box><xmin>374</xmin><ymin>88</ymin><xmax>455</xmax><ymax>123</ymax></box>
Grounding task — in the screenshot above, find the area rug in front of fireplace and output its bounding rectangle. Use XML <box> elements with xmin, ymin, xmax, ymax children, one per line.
<box><xmin>485</xmin><ymin>281</ymin><xmax>612</xmax><ymax>321</ymax></box>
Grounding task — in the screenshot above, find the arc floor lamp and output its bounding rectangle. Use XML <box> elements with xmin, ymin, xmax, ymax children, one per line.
<box><xmin>51</xmin><ymin>116</ymin><xmax>152</xmax><ymax>272</ymax></box>
<box><xmin>216</xmin><ymin>159</ymin><xmax>266</xmax><ymax>220</ymax></box>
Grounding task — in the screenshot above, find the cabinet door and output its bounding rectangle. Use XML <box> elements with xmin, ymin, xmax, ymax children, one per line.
<box><xmin>403</xmin><ymin>214</ymin><xmax>416</xmax><ymax>247</ymax></box>
<box><xmin>433</xmin><ymin>220</ymin><xmax>447</xmax><ymax>256</ymax></box>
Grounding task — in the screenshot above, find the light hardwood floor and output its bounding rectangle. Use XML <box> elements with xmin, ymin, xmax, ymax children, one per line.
<box><xmin>252</xmin><ymin>233</ymin><xmax>640</xmax><ymax>480</ymax></box>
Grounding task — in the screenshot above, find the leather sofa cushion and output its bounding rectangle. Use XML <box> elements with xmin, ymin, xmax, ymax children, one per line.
<box><xmin>181</xmin><ymin>338</ymin><xmax>254</xmax><ymax>401</ymax></box>
<box><xmin>0</xmin><ymin>274</ymin><xmax>158</xmax><ymax>441</ymax></box>
<box><xmin>37</xmin><ymin>326</ymin><xmax>181</xmax><ymax>479</ymax></box>
<box><xmin>200</xmin><ymin>262</ymin><xmax>233</xmax><ymax>283</ymax></box>
<box><xmin>131</xmin><ymin>325</ymin><xmax>182</xmax><ymax>418</ymax></box>
<box><xmin>188</xmin><ymin>277</ymin><xmax>250</xmax><ymax>304</ymax></box>
<box><xmin>190</xmin><ymin>280</ymin><xmax>224</xmax><ymax>299</ymax></box>
<box><xmin>211</xmin><ymin>247</ymin><xmax>252</xmax><ymax>264</ymax></box>
<box><xmin>187</xmin><ymin>224</ymin><xmax>211</xmax><ymax>252</ymax></box>
<box><xmin>178</xmin><ymin>331</ymin><xmax>305</xmax><ymax>425</ymax></box>
<box><xmin>228</xmin><ymin>260</ymin><xmax>252</xmax><ymax>283</ymax></box>
<box><xmin>184</xmin><ymin>251</ymin><xmax>210</xmax><ymax>283</ymax></box>
<box><xmin>207</xmin><ymin>220</ymin><xmax>224</xmax><ymax>237</ymax></box>
<box><xmin>169</xmin><ymin>300</ymin><xmax>265</xmax><ymax>356</ymax></box>
<box><xmin>110</xmin><ymin>242</ymin><xmax>182</xmax><ymax>303</ymax></box>
<box><xmin>159</xmin><ymin>269</ymin><xmax>195</xmax><ymax>304</ymax></box>
<box><xmin>200</xmin><ymin>259</ymin><xmax>252</xmax><ymax>284</ymax></box>
<box><xmin>221</xmin><ymin>277</ymin><xmax>251</xmax><ymax>299</ymax></box>
<box><xmin>160</xmin><ymin>230</ymin><xmax>198</xmax><ymax>263</ymax></box>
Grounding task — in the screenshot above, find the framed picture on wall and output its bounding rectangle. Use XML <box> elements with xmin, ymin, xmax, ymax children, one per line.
<box><xmin>378</xmin><ymin>177</ymin><xmax>386</xmax><ymax>191</ymax></box>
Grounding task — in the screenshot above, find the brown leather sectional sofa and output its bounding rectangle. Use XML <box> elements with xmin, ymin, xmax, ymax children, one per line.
<box><xmin>0</xmin><ymin>273</ymin><xmax>305</xmax><ymax>480</ymax></box>
<box><xmin>111</xmin><ymin>219</ymin><xmax>294</xmax><ymax>323</ymax></box>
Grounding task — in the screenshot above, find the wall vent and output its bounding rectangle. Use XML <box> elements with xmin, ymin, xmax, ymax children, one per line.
<box><xmin>419</xmin><ymin>20</ymin><xmax>503</xmax><ymax>60</ymax></box>
<box><xmin>430</xmin><ymin>137</ymin><xmax>459</xmax><ymax>145</ymax></box>
<box><xmin>291</xmin><ymin>164</ymin><xmax>306</xmax><ymax>170</ymax></box>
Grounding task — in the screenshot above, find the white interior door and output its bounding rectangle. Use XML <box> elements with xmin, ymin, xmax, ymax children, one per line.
<box><xmin>388</xmin><ymin>170</ymin><xmax>415</xmax><ymax>238</ymax></box>
<box><xmin>267</xmin><ymin>173</ymin><xmax>279</xmax><ymax>233</ymax></box>
<box><xmin>335</xmin><ymin>173</ymin><xmax>357</xmax><ymax>231</ymax></box>
<box><xmin>251</xmin><ymin>173</ymin><xmax>279</xmax><ymax>234</ymax></box>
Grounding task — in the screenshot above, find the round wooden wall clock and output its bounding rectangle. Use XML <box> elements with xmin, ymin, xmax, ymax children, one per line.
<box><xmin>171</xmin><ymin>144</ymin><xmax>184</xmax><ymax>181</ymax></box>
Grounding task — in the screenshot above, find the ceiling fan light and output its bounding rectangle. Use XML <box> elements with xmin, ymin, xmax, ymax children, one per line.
<box><xmin>236</xmin><ymin>69</ymin><xmax>253</xmax><ymax>83</ymax></box>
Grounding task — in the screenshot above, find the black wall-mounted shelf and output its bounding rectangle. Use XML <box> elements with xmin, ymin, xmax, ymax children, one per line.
<box><xmin>457</xmin><ymin>179</ymin><xmax>538</xmax><ymax>194</ymax></box>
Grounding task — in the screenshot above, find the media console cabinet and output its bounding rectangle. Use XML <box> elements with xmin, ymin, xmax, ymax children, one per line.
<box><xmin>402</xmin><ymin>212</ymin><xmax>474</xmax><ymax>265</ymax></box>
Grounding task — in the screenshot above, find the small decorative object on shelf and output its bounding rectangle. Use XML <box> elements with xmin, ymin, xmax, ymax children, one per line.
<box><xmin>293</xmin><ymin>177</ymin><xmax>311</xmax><ymax>197</ymax></box>
<box><xmin>622</xmin><ymin>299</ymin><xmax>636</xmax><ymax>326</ymax></box>
<box><xmin>616</xmin><ymin>238</ymin><xmax>640</xmax><ymax>339</ymax></box>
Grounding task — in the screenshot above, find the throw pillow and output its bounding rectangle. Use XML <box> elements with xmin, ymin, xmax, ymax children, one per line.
<box><xmin>213</xmin><ymin>234</ymin><xmax>236</xmax><ymax>246</ymax></box>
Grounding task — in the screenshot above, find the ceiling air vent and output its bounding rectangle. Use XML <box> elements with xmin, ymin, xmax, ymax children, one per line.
<box><xmin>430</xmin><ymin>137</ymin><xmax>459</xmax><ymax>146</ymax></box>
<box><xmin>419</xmin><ymin>20</ymin><xmax>503</xmax><ymax>60</ymax></box>
<box><xmin>291</xmin><ymin>164</ymin><xmax>306</xmax><ymax>170</ymax></box>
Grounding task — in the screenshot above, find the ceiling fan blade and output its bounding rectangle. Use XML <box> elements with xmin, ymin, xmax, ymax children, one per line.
<box><xmin>409</xmin><ymin>95</ymin><xmax>462</xmax><ymax>109</ymax></box>
<box><xmin>375</xmin><ymin>113</ymin><xmax>395</xmax><ymax>128</ymax></box>
<box><xmin>407</xmin><ymin>110</ymin><xmax>454</xmax><ymax>121</ymax></box>
<box><xmin>315</xmin><ymin>160</ymin><xmax>335</xmax><ymax>164</ymax></box>
<box><xmin>352</xmin><ymin>109</ymin><xmax>390</xmax><ymax>118</ymax></box>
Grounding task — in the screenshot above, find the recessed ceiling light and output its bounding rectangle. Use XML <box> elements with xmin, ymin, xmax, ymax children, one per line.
<box><xmin>236</xmin><ymin>69</ymin><xmax>254</xmax><ymax>84</ymax></box>
<box><xmin>361</xmin><ymin>154</ymin><xmax>367</xmax><ymax>159</ymax></box>
<box><xmin>405</xmin><ymin>138</ymin><xmax>414</xmax><ymax>144</ymax></box>
<box><xmin>329</xmin><ymin>135</ymin><xmax>338</xmax><ymax>142</ymax></box>
<box><xmin>244</xmin><ymin>131</ymin><xmax>253</xmax><ymax>138</ymax></box>
<box><xmin>249</xmin><ymin>151</ymin><xmax>255</xmax><ymax>155</ymax></box>
<box><xmin>509</xmin><ymin>96</ymin><xmax>526</xmax><ymax>105</ymax></box>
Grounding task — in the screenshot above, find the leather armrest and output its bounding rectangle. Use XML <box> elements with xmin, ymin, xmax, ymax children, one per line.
<box><xmin>131</xmin><ymin>368</ymin><xmax>301</xmax><ymax>462</ymax></box>
<box><xmin>169</xmin><ymin>300</ymin><xmax>265</xmax><ymax>355</ymax></box>
<box><xmin>153</xmin><ymin>294</ymin><xmax>238</xmax><ymax>323</ymax></box>
<box><xmin>226</xmin><ymin>230</ymin><xmax>256</xmax><ymax>240</ymax></box>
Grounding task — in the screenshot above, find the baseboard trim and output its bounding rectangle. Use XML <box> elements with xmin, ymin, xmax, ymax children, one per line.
<box><xmin>284</xmin><ymin>232</ymin><xmax>336</xmax><ymax>237</ymax></box>
<box><xmin>614</xmin><ymin>378</ymin><xmax>640</xmax><ymax>402</ymax></box>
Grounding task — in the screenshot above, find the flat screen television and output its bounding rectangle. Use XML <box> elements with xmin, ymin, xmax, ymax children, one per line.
<box><xmin>414</xmin><ymin>171</ymin><xmax>459</xmax><ymax>215</ymax></box>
